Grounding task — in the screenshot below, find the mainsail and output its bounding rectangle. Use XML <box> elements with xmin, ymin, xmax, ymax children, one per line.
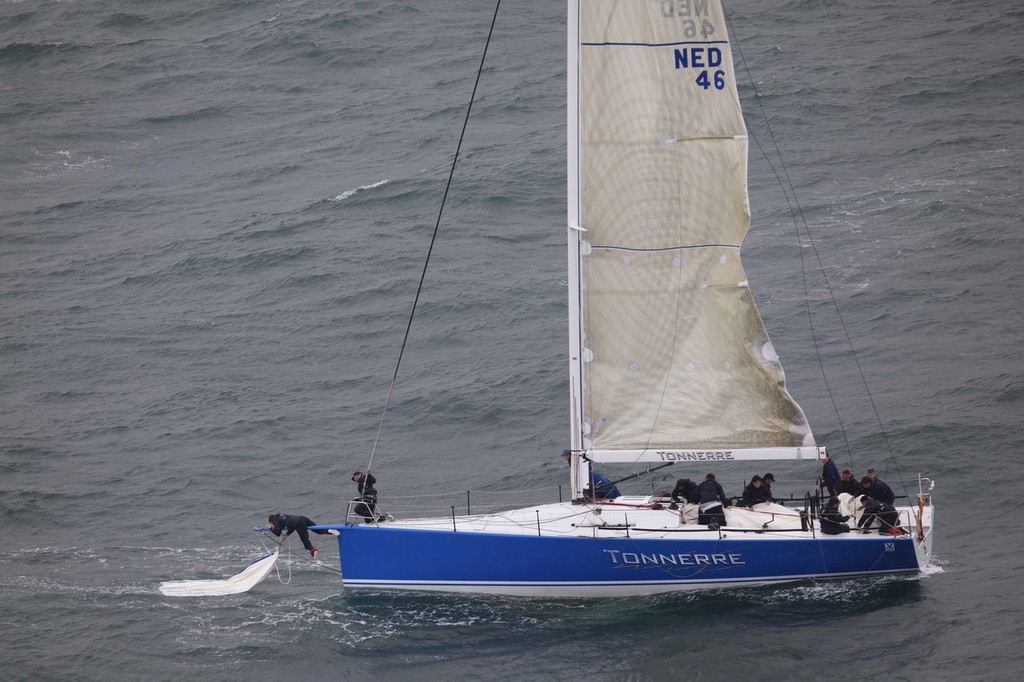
<box><xmin>569</xmin><ymin>0</ymin><xmax>814</xmax><ymax>462</ymax></box>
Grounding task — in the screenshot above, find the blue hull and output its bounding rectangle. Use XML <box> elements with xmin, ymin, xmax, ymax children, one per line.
<box><xmin>329</xmin><ymin>525</ymin><xmax>923</xmax><ymax>596</ymax></box>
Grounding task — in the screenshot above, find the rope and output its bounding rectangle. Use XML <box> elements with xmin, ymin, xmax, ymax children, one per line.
<box><xmin>256</xmin><ymin>530</ymin><xmax>342</xmax><ymax>577</ymax></box>
<box><xmin>361</xmin><ymin>0</ymin><xmax>503</xmax><ymax>479</ymax></box>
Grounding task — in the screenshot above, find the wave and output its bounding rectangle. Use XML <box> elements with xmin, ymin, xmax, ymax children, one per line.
<box><xmin>328</xmin><ymin>179</ymin><xmax>389</xmax><ymax>202</ymax></box>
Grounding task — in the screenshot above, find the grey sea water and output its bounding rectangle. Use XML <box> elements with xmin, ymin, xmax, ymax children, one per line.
<box><xmin>1</xmin><ymin>0</ymin><xmax>1022</xmax><ymax>680</ymax></box>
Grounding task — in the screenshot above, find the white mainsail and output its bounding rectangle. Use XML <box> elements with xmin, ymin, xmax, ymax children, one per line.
<box><xmin>570</xmin><ymin>1</ymin><xmax>814</xmax><ymax>463</ymax></box>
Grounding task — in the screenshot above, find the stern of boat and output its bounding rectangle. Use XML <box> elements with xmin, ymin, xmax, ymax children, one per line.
<box><xmin>912</xmin><ymin>476</ymin><xmax>936</xmax><ymax>569</ymax></box>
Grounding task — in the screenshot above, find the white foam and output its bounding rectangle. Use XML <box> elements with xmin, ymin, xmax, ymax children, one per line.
<box><xmin>328</xmin><ymin>179</ymin><xmax>389</xmax><ymax>202</ymax></box>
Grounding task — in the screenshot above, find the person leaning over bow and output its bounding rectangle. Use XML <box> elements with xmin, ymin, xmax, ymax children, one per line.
<box><xmin>268</xmin><ymin>512</ymin><xmax>336</xmax><ymax>559</ymax></box>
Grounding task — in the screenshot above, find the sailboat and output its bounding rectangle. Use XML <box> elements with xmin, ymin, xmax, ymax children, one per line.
<box><xmin>323</xmin><ymin>0</ymin><xmax>935</xmax><ymax>596</ymax></box>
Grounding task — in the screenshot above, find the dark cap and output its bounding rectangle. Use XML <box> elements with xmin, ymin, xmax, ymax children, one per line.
<box><xmin>763</xmin><ymin>473</ymin><xmax>775</xmax><ymax>482</ymax></box>
<box><xmin>705</xmin><ymin>473</ymin><xmax>716</xmax><ymax>481</ymax></box>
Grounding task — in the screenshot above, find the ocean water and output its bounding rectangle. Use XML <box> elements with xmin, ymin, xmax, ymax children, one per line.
<box><xmin>1</xmin><ymin>0</ymin><xmax>1022</xmax><ymax>680</ymax></box>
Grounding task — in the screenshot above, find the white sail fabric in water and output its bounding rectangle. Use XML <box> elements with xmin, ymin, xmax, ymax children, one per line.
<box><xmin>575</xmin><ymin>0</ymin><xmax>812</xmax><ymax>453</ymax></box>
<box><xmin>158</xmin><ymin>551</ymin><xmax>279</xmax><ymax>597</ymax></box>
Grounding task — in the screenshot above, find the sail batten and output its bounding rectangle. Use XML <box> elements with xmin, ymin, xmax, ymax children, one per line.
<box><xmin>571</xmin><ymin>0</ymin><xmax>814</xmax><ymax>456</ymax></box>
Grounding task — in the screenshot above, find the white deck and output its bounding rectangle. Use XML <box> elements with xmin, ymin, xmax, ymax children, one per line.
<box><xmin>370</xmin><ymin>496</ymin><xmax>934</xmax><ymax>545</ymax></box>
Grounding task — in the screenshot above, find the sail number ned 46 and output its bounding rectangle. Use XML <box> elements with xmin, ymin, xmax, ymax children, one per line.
<box><xmin>674</xmin><ymin>46</ymin><xmax>727</xmax><ymax>91</ymax></box>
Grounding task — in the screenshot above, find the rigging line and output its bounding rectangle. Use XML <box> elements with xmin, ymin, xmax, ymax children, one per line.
<box><xmin>723</xmin><ymin>7</ymin><xmax>851</xmax><ymax>460</ymax></box>
<box><xmin>729</xmin><ymin>6</ymin><xmax>905</xmax><ymax>493</ymax></box>
<box><xmin>726</xmin><ymin>8</ymin><xmax>893</xmax><ymax>470</ymax></box>
<box><xmin>812</xmin><ymin>0</ymin><xmax>908</xmax><ymax>496</ymax></box>
<box><xmin>362</xmin><ymin>0</ymin><xmax>503</xmax><ymax>477</ymax></box>
<box><xmin>258</xmin><ymin>530</ymin><xmax>343</xmax><ymax>576</ymax></box>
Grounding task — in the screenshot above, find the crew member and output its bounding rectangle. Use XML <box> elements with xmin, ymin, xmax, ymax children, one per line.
<box><xmin>856</xmin><ymin>496</ymin><xmax>900</xmax><ymax>534</ymax></box>
<box><xmin>268</xmin><ymin>513</ymin><xmax>335</xmax><ymax>559</ymax></box>
<box><xmin>817</xmin><ymin>455</ymin><xmax>840</xmax><ymax>497</ymax></box>
<box><xmin>351</xmin><ymin>470</ymin><xmax>379</xmax><ymax>523</ymax></box>
<box><xmin>695</xmin><ymin>473</ymin><xmax>729</xmax><ymax>528</ymax></box>
<box><xmin>819</xmin><ymin>496</ymin><xmax>851</xmax><ymax>534</ymax></box>
<box><xmin>741</xmin><ymin>475</ymin><xmax>771</xmax><ymax>506</ymax></box>
<box><xmin>860</xmin><ymin>475</ymin><xmax>895</xmax><ymax>505</ymax></box>
<box><xmin>562</xmin><ymin>449</ymin><xmax>620</xmax><ymax>500</ymax></box>
<box><xmin>836</xmin><ymin>468</ymin><xmax>859</xmax><ymax>496</ymax></box>
<box><xmin>669</xmin><ymin>478</ymin><xmax>697</xmax><ymax>509</ymax></box>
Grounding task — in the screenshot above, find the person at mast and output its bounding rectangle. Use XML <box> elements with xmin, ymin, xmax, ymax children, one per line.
<box><xmin>562</xmin><ymin>449</ymin><xmax>620</xmax><ymax>500</ymax></box>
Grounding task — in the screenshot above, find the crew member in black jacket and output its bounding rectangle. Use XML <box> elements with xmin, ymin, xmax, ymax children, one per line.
<box><xmin>836</xmin><ymin>468</ymin><xmax>859</xmax><ymax>496</ymax></box>
<box><xmin>819</xmin><ymin>497</ymin><xmax>851</xmax><ymax>534</ymax></box>
<box><xmin>352</xmin><ymin>470</ymin><xmax>379</xmax><ymax>522</ymax></box>
<box><xmin>669</xmin><ymin>478</ymin><xmax>698</xmax><ymax>509</ymax></box>
<box><xmin>856</xmin><ymin>496</ymin><xmax>900</xmax><ymax>534</ymax></box>
<box><xmin>695</xmin><ymin>473</ymin><xmax>729</xmax><ymax>528</ymax></box>
<box><xmin>741</xmin><ymin>475</ymin><xmax>772</xmax><ymax>506</ymax></box>
<box><xmin>860</xmin><ymin>476</ymin><xmax>896</xmax><ymax>505</ymax></box>
<box><xmin>268</xmin><ymin>513</ymin><xmax>335</xmax><ymax>559</ymax></box>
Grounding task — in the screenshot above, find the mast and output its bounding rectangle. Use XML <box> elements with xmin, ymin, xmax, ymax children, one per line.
<box><xmin>566</xmin><ymin>0</ymin><xmax>586</xmax><ymax>499</ymax></box>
